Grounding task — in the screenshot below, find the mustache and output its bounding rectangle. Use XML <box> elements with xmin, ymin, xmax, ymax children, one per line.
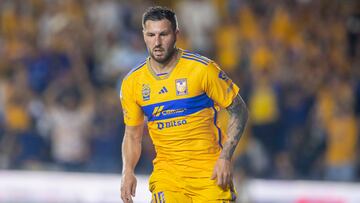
<box><xmin>153</xmin><ymin>46</ymin><xmax>164</xmax><ymax>51</ymax></box>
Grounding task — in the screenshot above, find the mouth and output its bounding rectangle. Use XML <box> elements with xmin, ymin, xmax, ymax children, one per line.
<box><xmin>153</xmin><ymin>48</ymin><xmax>165</xmax><ymax>56</ymax></box>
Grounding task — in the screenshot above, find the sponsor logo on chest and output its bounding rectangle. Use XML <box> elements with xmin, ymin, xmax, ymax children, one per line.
<box><xmin>157</xmin><ymin>119</ymin><xmax>187</xmax><ymax>130</ymax></box>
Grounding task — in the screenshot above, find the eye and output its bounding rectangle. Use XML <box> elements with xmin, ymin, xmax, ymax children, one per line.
<box><xmin>147</xmin><ymin>33</ymin><xmax>155</xmax><ymax>37</ymax></box>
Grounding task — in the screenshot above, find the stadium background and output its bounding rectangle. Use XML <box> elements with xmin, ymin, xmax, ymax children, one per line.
<box><xmin>0</xmin><ymin>0</ymin><xmax>360</xmax><ymax>202</ymax></box>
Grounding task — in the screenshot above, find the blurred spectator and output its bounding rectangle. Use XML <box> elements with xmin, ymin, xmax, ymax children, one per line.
<box><xmin>12</xmin><ymin>126</ymin><xmax>48</xmax><ymax>170</ymax></box>
<box><xmin>248</xmin><ymin>67</ymin><xmax>281</xmax><ymax>177</ymax></box>
<box><xmin>346</xmin><ymin>2</ymin><xmax>360</xmax><ymax>60</ymax></box>
<box><xmin>177</xmin><ymin>0</ymin><xmax>219</xmax><ymax>56</ymax></box>
<box><xmin>96</xmin><ymin>33</ymin><xmax>147</xmax><ymax>84</ymax></box>
<box><xmin>87</xmin><ymin>0</ymin><xmax>123</xmax><ymax>40</ymax></box>
<box><xmin>44</xmin><ymin>67</ymin><xmax>95</xmax><ymax>171</ymax></box>
<box><xmin>0</xmin><ymin>66</ymin><xmax>34</xmax><ymax>169</ymax></box>
<box><xmin>237</xmin><ymin>5</ymin><xmax>261</xmax><ymax>43</ymax></box>
<box><xmin>214</xmin><ymin>15</ymin><xmax>241</xmax><ymax>72</ymax></box>
<box><xmin>87</xmin><ymin>87</ymin><xmax>123</xmax><ymax>173</ymax></box>
<box><xmin>23</xmin><ymin>49</ymin><xmax>71</xmax><ymax>94</ymax></box>
<box><xmin>316</xmin><ymin>77</ymin><xmax>358</xmax><ymax>181</ymax></box>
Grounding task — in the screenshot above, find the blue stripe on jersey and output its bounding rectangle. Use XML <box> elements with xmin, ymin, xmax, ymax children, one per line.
<box><xmin>183</xmin><ymin>52</ymin><xmax>209</xmax><ymax>63</ymax></box>
<box><xmin>181</xmin><ymin>56</ymin><xmax>208</xmax><ymax>66</ymax></box>
<box><xmin>153</xmin><ymin>193</ymin><xmax>157</xmax><ymax>203</ymax></box>
<box><xmin>156</xmin><ymin>73</ymin><xmax>168</xmax><ymax>76</ymax></box>
<box><xmin>158</xmin><ymin>192</ymin><xmax>162</xmax><ymax>203</ymax></box>
<box><xmin>212</xmin><ymin>106</ymin><xmax>223</xmax><ymax>148</ymax></box>
<box><xmin>125</xmin><ymin>60</ymin><xmax>146</xmax><ymax>78</ymax></box>
<box><xmin>182</xmin><ymin>54</ymin><xmax>209</xmax><ymax>65</ymax></box>
<box><xmin>183</xmin><ymin>50</ymin><xmax>210</xmax><ymax>62</ymax></box>
<box><xmin>160</xmin><ymin>192</ymin><xmax>165</xmax><ymax>202</ymax></box>
<box><xmin>142</xmin><ymin>93</ymin><xmax>214</xmax><ymax>121</ymax></box>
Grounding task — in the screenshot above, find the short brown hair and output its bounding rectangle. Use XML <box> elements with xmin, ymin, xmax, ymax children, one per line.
<box><xmin>142</xmin><ymin>6</ymin><xmax>178</xmax><ymax>31</ymax></box>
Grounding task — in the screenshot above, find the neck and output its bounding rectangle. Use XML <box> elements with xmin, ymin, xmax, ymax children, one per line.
<box><xmin>150</xmin><ymin>48</ymin><xmax>179</xmax><ymax>74</ymax></box>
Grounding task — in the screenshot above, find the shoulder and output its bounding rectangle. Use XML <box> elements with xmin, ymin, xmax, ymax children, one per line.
<box><xmin>120</xmin><ymin>60</ymin><xmax>147</xmax><ymax>94</ymax></box>
<box><xmin>123</xmin><ymin>59</ymin><xmax>147</xmax><ymax>81</ymax></box>
<box><xmin>181</xmin><ymin>50</ymin><xmax>213</xmax><ymax>68</ymax></box>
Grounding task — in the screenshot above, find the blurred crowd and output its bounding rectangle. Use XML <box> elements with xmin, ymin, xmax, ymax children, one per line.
<box><xmin>0</xmin><ymin>0</ymin><xmax>360</xmax><ymax>183</ymax></box>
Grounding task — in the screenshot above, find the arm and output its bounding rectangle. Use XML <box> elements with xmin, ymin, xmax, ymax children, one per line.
<box><xmin>121</xmin><ymin>124</ymin><xmax>144</xmax><ymax>203</ymax></box>
<box><xmin>211</xmin><ymin>94</ymin><xmax>248</xmax><ymax>189</ymax></box>
<box><xmin>221</xmin><ymin>94</ymin><xmax>248</xmax><ymax>160</ymax></box>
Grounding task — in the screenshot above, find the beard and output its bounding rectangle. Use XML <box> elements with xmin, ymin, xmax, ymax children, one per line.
<box><xmin>149</xmin><ymin>41</ymin><xmax>177</xmax><ymax>64</ymax></box>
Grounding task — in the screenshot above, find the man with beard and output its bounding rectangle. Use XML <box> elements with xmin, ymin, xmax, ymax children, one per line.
<box><xmin>120</xmin><ymin>6</ymin><xmax>248</xmax><ymax>203</ymax></box>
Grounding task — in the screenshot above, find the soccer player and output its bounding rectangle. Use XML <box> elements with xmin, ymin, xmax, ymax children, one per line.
<box><xmin>120</xmin><ymin>6</ymin><xmax>248</xmax><ymax>203</ymax></box>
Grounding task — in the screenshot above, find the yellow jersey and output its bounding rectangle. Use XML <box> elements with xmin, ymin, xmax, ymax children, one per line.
<box><xmin>120</xmin><ymin>49</ymin><xmax>239</xmax><ymax>177</ymax></box>
<box><xmin>326</xmin><ymin>115</ymin><xmax>358</xmax><ymax>166</ymax></box>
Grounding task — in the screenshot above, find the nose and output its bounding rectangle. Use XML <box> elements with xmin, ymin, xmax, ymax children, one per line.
<box><xmin>155</xmin><ymin>35</ymin><xmax>161</xmax><ymax>46</ymax></box>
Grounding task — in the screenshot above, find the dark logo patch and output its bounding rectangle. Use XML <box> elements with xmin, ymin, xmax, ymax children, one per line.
<box><xmin>218</xmin><ymin>71</ymin><xmax>229</xmax><ymax>81</ymax></box>
<box><xmin>158</xmin><ymin>86</ymin><xmax>168</xmax><ymax>94</ymax></box>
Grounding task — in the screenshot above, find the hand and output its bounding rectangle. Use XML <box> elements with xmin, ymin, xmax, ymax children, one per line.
<box><xmin>211</xmin><ymin>158</ymin><xmax>233</xmax><ymax>190</ymax></box>
<box><xmin>121</xmin><ymin>172</ymin><xmax>137</xmax><ymax>203</ymax></box>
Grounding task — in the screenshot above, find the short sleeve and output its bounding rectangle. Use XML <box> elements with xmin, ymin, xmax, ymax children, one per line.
<box><xmin>120</xmin><ymin>77</ymin><xmax>144</xmax><ymax>126</ymax></box>
<box><xmin>202</xmin><ymin>62</ymin><xmax>240</xmax><ymax>108</ymax></box>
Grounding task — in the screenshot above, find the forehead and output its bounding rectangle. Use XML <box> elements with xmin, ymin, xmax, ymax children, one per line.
<box><xmin>143</xmin><ymin>19</ymin><xmax>172</xmax><ymax>32</ymax></box>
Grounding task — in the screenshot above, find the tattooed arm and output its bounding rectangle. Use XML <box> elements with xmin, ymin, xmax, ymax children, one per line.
<box><xmin>220</xmin><ymin>94</ymin><xmax>248</xmax><ymax>160</ymax></box>
<box><xmin>211</xmin><ymin>94</ymin><xmax>248</xmax><ymax>189</ymax></box>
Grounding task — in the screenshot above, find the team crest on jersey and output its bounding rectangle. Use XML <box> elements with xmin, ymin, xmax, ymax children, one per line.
<box><xmin>142</xmin><ymin>84</ymin><xmax>151</xmax><ymax>101</ymax></box>
<box><xmin>218</xmin><ymin>71</ymin><xmax>229</xmax><ymax>81</ymax></box>
<box><xmin>175</xmin><ymin>79</ymin><xmax>188</xmax><ymax>96</ymax></box>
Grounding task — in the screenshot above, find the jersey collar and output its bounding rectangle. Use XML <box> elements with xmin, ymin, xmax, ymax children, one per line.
<box><xmin>147</xmin><ymin>48</ymin><xmax>183</xmax><ymax>80</ymax></box>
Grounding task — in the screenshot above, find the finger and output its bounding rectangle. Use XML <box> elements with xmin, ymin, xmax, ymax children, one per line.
<box><xmin>227</xmin><ymin>173</ymin><xmax>232</xmax><ymax>186</ymax></box>
<box><xmin>121</xmin><ymin>188</ymin><xmax>126</xmax><ymax>201</ymax></box>
<box><xmin>131</xmin><ymin>181</ymin><xmax>137</xmax><ymax>196</ymax></box>
<box><xmin>123</xmin><ymin>196</ymin><xmax>132</xmax><ymax>203</ymax></box>
<box><xmin>121</xmin><ymin>193</ymin><xmax>129</xmax><ymax>203</ymax></box>
<box><xmin>124</xmin><ymin>195</ymin><xmax>133</xmax><ymax>203</ymax></box>
<box><xmin>222</xmin><ymin>173</ymin><xmax>230</xmax><ymax>189</ymax></box>
<box><xmin>224</xmin><ymin>175</ymin><xmax>230</xmax><ymax>189</ymax></box>
<box><xmin>222</xmin><ymin>174</ymin><xmax>228</xmax><ymax>189</ymax></box>
<box><xmin>217</xmin><ymin>173</ymin><xmax>223</xmax><ymax>187</ymax></box>
<box><xmin>211</xmin><ymin>169</ymin><xmax>217</xmax><ymax>180</ymax></box>
<box><xmin>224</xmin><ymin>173</ymin><xmax>233</xmax><ymax>189</ymax></box>
<box><xmin>121</xmin><ymin>194</ymin><xmax>127</xmax><ymax>203</ymax></box>
<box><xmin>228</xmin><ymin>172</ymin><xmax>234</xmax><ymax>186</ymax></box>
<box><xmin>122</xmin><ymin>188</ymin><xmax>131</xmax><ymax>202</ymax></box>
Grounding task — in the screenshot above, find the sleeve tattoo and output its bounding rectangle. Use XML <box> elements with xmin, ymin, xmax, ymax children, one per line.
<box><xmin>220</xmin><ymin>94</ymin><xmax>248</xmax><ymax>160</ymax></box>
